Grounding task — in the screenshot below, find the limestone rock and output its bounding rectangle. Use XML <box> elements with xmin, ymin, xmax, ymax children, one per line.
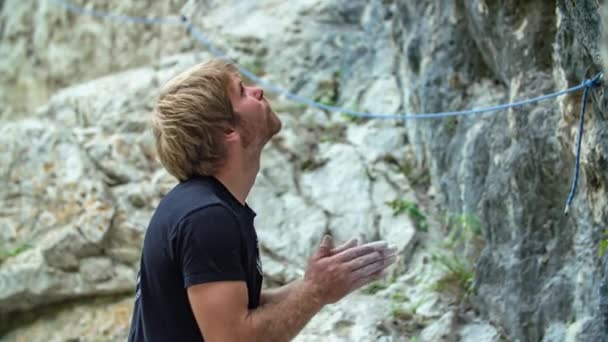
<box><xmin>2</xmin><ymin>296</ymin><xmax>134</xmax><ymax>341</ymax></box>
<box><xmin>459</xmin><ymin>322</ymin><xmax>501</xmax><ymax>342</ymax></box>
<box><xmin>295</xmin><ymin>294</ymin><xmax>395</xmax><ymax>342</ymax></box>
<box><xmin>2</xmin><ymin>0</ymin><xmax>608</xmax><ymax>340</ymax></box>
<box><xmin>0</xmin><ymin>0</ymin><xmax>193</xmax><ymax>119</ymax></box>
<box><xmin>420</xmin><ymin>311</ymin><xmax>457</xmax><ymax>342</ymax></box>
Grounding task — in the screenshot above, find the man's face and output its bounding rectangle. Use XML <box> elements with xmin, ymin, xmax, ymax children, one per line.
<box><xmin>228</xmin><ymin>73</ymin><xmax>282</xmax><ymax>149</ymax></box>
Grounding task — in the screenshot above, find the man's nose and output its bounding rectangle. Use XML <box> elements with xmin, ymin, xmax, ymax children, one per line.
<box><xmin>251</xmin><ymin>87</ymin><xmax>264</xmax><ymax>100</ymax></box>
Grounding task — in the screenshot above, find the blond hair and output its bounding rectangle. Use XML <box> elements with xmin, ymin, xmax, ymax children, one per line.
<box><xmin>153</xmin><ymin>59</ymin><xmax>238</xmax><ymax>181</ymax></box>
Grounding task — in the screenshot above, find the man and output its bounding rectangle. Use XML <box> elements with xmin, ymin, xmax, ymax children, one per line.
<box><xmin>128</xmin><ymin>59</ymin><xmax>397</xmax><ymax>341</ymax></box>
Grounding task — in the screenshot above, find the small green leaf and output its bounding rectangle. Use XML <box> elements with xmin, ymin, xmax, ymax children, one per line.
<box><xmin>599</xmin><ymin>240</ymin><xmax>608</xmax><ymax>257</ymax></box>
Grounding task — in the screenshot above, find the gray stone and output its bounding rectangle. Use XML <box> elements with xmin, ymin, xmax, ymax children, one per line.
<box><xmin>543</xmin><ymin>322</ymin><xmax>567</xmax><ymax>342</ymax></box>
<box><xmin>40</xmin><ymin>227</ymin><xmax>94</xmax><ymax>270</ymax></box>
<box><xmin>0</xmin><ymin>0</ymin><xmax>193</xmax><ymax>119</ymax></box>
<box><xmin>420</xmin><ymin>311</ymin><xmax>456</xmax><ymax>342</ymax></box>
<box><xmin>295</xmin><ymin>294</ymin><xmax>394</xmax><ymax>342</ymax></box>
<box><xmin>80</xmin><ymin>257</ymin><xmax>114</xmax><ymax>283</ymax></box>
<box><xmin>2</xmin><ymin>296</ymin><xmax>134</xmax><ymax>341</ymax></box>
<box><xmin>459</xmin><ymin>322</ymin><xmax>501</xmax><ymax>342</ymax></box>
<box><xmin>300</xmin><ymin>143</ymin><xmax>375</xmax><ymax>244</ymax></box>
<box><xmin>2</xmin><ymin>0</ymin><xmax>608</xmax><ymax>340</ymax></box>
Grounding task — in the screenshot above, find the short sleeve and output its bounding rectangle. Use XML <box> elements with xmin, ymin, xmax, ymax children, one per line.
<box><xmin>174</xmin><ymin>205</ymin><xmax>246</xmax><ymax>288</ymax></box>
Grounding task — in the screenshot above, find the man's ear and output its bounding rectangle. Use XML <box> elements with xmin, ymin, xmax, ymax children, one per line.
<box><xmin>224</xmin><ymin>127</ymin><xmax>240</xmax><ymax>144</ymax></box>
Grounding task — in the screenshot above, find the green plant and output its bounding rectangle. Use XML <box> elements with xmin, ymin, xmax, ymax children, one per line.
<box><xmin>241</xmin><ymin>58</ymin><xmax>265</xmax><ymax>76</ymax></box>
<box><xmin>0</xmin><ymin>242</ymin><xmax>30</xmax><ymax>263</ymax></box>
<box><xmin>442</xmin><ymin>213</ymin><xmax>485</xmax><ymax>269</ymax></box>
<box><xmin>454</xmin><ymin>213</ymin><xmax>481</xmax><ymax>233</ymax></box>
<box><xmin>318</xmin><ymin>123</ymin><xmax>346</xmax><ymax>143</ymax></box>
<box><xmin>391</xmin><ymin>297</ymin><xmax>427</xmax><ymax>317</ymax></box>
<box><xmin>333</xmin><ymin>68</ymin><xmax>343</xmax><ymax>79</ymax></box>
<box><xmin>341</xmin><ymin>112</ymin><xmax>368</xmax><ymax>124</ymax></box>
<box><xmin>388</xmin><ymin>299</ymin><xmax>430</xmax><ymax>335</ymax></box>
<box><xmin>391</xmin><ymin>307</ymin><xmax>414</xmax><ymax>321</ymax></box>
<box><xmin>430</xmin><ymin>252</ymin><xmax>475</xmax><ymax>300</ymax></box>
<box><xmin>316</xmin><ymin>91</ymin><xmax>337</xmax><ymax>106</ymax></box>
<box><xmin>314</xmin><ymin>71</ymin><xmax>340</xmax><ymax>107</ymax></box>
<box><xmin>445</xmin><ymin>117</ymin><xmax>459</xmax><ymax>136</ymax></box>
<box><xmin>599</xmin><ymin>230</ymin><xmax>608</xmax><ymax>257</ymax></box>
<box><xmin>445</xmin><ymin>213</ymin><xmax>481</xmax><ymax>247</ymax></box>
<box><xmin>390</xmin><ymin>272</ymin><xmax>398</xmax><ymax>284</ymax></box>
<box><xmin>339</xmin><ymin>84</ymin><xmax>370</xmax><ymax>125</ymax></box>
<box><xmin>408</xmin><ymin>298</ymin><xmax>426</xmax><ymax>315</ymax></box>
<box><xmin>385</xmin><ymin>199</ymin><xmax>428</xmax><ymax>232</ymax></box>
<box><xmin>299</xmin><ymin>157</ymin><xmax>328</xmax><ymax>172</ymax></box>
<box><xmin>362</xmin><ymin>281</ymin><xmax>388</xmax><ymax>295</ymax></box>
<box><xmin>382</xmin><ymin>155</ymin><xmax>430</xmax><ymax>189</ymax></box>
<box><xmin>391</xmin><ymin>290</ymin><xmax>408</xmax><ymax>302</ymax></box>
<box><xmin>411</xmin><ymin>169</ymin><xmax>430</xmax><ymax>188</ymax></box>
<box><xmin>423</xmin><ymin>213</ymin><xmax>483</xmax><ymax>306</ymax></box>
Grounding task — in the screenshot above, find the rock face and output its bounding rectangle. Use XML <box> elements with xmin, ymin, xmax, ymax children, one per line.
<box><xmin>1</xmin><ymin>0</ymin><xmax>608</xmax><ymax>341</ymax></box>
<box><xmin>0</xmin><ymin>0</ymin><xmax>191</xmax><ymax>120</ymax></box>
<box><xmin>0</xmin><ymin>53</ymin><xmax>203</xmax><ymax>317</ymax></box>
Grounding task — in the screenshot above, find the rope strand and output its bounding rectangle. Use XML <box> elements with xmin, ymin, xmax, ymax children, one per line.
<box><xmin>564</xmin><ymin>72</ymin><xmax>603</xmax><ymax>215</ymax></box>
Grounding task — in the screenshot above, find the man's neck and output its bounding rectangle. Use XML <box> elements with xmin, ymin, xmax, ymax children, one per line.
<box><xmin>213</xmin><ymin>151</ymin><xmax>260</xmax><ymax>205</ymax></box>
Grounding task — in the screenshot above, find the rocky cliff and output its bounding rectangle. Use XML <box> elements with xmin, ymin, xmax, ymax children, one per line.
<box><xmin>1</xmin><ymin>0</ymin><xmax>607</xmax><ymax>341</ymax></box>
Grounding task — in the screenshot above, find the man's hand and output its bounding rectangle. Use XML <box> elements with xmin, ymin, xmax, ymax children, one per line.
<box><xmin>329</xmin><ymin>237</ymin><xmax>359</xmax><ymax>255</ymax></box>
<box><xmin>329</xmin><ymin>237</ymin><xmax>395</xmax><ymax>256</ymax></box>
<box><xmin>187</xmin><ymin>235</ymin><xmax>396</xmax><ymax>341</ymax></box>
<box><xmin>303</xmin><ymin>235</ymin><xmax>397</xmax><ymax>306</ymax></box>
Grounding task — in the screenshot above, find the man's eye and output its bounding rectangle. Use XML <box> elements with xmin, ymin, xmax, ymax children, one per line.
<box><xmin>240</xmin><ymin>84</ymin><xmax>244</xmax><ymax>96</ymax></box>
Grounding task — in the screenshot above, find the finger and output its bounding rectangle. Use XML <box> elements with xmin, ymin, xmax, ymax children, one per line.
<box><xmin>372</xmin><ymin>269</ymin><xmax>387</xmax><ymax>280</ymax></box>
<box><xmin>316</xmin><ymin>235</ymin><xmax>333</xmax><ymax>258</ymax></box>
<box><xmin>363</xmin><ymin>242</ymin><xmax>396</xmax><ymax>258</ymax></box>
<box><xmin>351</xmin><ymin>269</ymin><xmax>388</xmax><ymax>292</ymax></box>
<box><xmin>378</xmin><ymin>252</ymin><xmax>398</xmax><ymax>261</ymax></box>
<box><xmin>330</xmin><ymin>238</ymin><xmax>358</xmax><ymax>255</ymax></box>
<box><xmin>352</xmin><ymin>254</ymin><xmax>397</xmax><ymax>279</ymax></box>
<box><xmin>344</xmin><ymin>251</ymin><xmax>382</xmax><ymax>271</ymax></box>
<box><xmin>382</xmin><ymin>245</ymin><xmax>398</xmax><ymax>255</ymax></box>
<box><xmin>378</xmin><ymin>247</ymin><xmax>398</xmax><ymax>258</ymax></box>
<box><xmin>361</xmin><ymin>241</ymin><xmax>389</xmax><ymax>251</ymax></box>
<box><xmin>334</xmin><ymin>241</ymin><xmax>388</xmax><ymax>262</ymax></box>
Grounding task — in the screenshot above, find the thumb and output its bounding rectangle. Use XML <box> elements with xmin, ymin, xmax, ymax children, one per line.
<box><xmin>317</xmin><ymin>235</ymin><xmax>333</xmax><ymax>257</ymax></box>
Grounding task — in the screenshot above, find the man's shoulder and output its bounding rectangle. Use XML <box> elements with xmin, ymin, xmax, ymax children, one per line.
<box><xmin>151</xmin><ymin>177</ymin><xmax>229</xmax><ymax>228</ymax></box>
<box><xmin>165</xmin><ymin>176</ymin><xmax>219</xmax><ymax>203</ymax></box>
<box><xmin>180</xmin><ymin>203</ymin><xmax>240</xmax><ymax>229</ymax></box>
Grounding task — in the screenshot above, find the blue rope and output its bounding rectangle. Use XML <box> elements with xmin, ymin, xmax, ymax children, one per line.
<box><xmin>564</xmin><ymin>72</ymin><xmax>603</xmax><ymax>215</ymax></box>
<box><xmin>181</xmin><ymin>16</ymin><xmax>604</xmax><ymax>120</ymax></box>
<box><xmin>48</xmin><ymin>0</ymin><xmax>601</xmax><ymax>120</ymax></box>
<box><xmin>49</xmin><ymin>0</ymin><xmax>604</xmax><ymax>214</ymax></box>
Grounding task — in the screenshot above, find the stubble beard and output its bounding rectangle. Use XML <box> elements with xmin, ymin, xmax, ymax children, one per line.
<box><xmin>268</xmin><ymin>110</ymin><xmax>282</xmax><ymax>138</ymax></box>
<box><xmin>238</xmin><ymin>110</ymin><xmax>281</xmax><ymax>152</ymax></box>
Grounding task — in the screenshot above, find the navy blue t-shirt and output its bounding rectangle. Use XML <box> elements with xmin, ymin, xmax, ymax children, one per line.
<box><xmin>128</xmin><ymin>176</ymin><xmax>263</xmax><ymax>341</ymax></box>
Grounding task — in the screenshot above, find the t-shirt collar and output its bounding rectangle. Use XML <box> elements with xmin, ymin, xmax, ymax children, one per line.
<box><xmin>204</xmin><ymin>175</ymin><xmax>257</xmax><ymax>219</ymax></box>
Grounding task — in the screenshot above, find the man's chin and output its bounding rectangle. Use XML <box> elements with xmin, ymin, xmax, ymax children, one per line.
<box><xmin>270</xmin><ymin>111</ymin><xmax>282</xmax><ymax>134</ymax></box>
